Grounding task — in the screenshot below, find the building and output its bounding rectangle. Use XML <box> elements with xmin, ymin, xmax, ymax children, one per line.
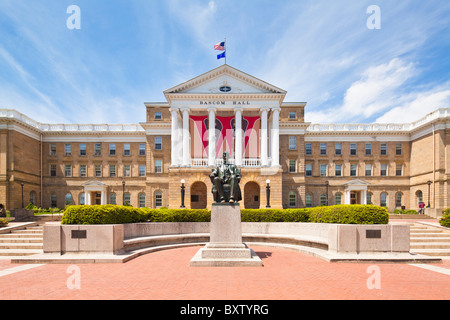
<box><xmin>0</xmin><ymin>65</ymin><xmax>449</xmax><ymax>212</ymax></box>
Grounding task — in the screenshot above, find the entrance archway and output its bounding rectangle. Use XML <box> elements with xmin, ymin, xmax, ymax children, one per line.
<box><xmin>191</xmin><ymin>182</ymin><xmax>207</xmax><ymax>209</ymax></box>
<box><xmin>244</xmin><ymin>182</ymin><xmax>260</xmax><ymax>209</ymax></box>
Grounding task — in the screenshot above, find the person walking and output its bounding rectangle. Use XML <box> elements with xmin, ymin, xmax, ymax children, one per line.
<box><xmin>418</xmin><ymin>201</ymin><xmax>425</xmax><ymax>214</ymax></box>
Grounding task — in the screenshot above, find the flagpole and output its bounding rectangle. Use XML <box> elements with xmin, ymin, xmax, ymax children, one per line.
<box><xmin>224</xmin><ymin>38</ymin><xmax>227</xmax><ymax>65</ymax></box>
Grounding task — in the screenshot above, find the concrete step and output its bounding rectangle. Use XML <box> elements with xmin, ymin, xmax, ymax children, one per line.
<box><xmin>410</xmin><ymin>228</ymin><xmax>445</xmax><ymax>233</ymax></box>
<box><xmin>0</xmin><ymin>237</ymin><xmax>43</xmax><ymax>243</ymax></box>
<box><xmin>0</xmin><ymin>243</ymin><xmax>43</xmax><ymax>250</ymax></box>
<box><xmin>0</xmin><ymin>249</ymin><xmax>43</xmax><ymax>256</ymax></box>
<box><xmin>410</xmin><ymin>242</ymin><xmax>450</xmax><ymax>249</ymax></box>
<box><xmin>0</xmin><ymin>233</ymin><xmax>43</xmax><ymax>238</ymax></box>
<box><xmin>11</xmin><ymin>229</ymin><xmax>43</xmax><ymax>234</ymax></box>
<box><xmin>411</xmin><ymin>249</ymin><xmax>450</xmax><ymax>256</ymax></box>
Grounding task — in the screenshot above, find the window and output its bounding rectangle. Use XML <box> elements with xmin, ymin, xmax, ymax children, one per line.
<box><xmin>64</xmin><ymin>144</ymin><xmax>72</xmax><ymax>156</ymax></box>
<box><xmin>350</xmin><ymin>143</ymin><xmax>357</xmax><ymax>155</ymax></box>
<box><xmin>289</xmin><ymin>191</ymin><xmax>296</xmax><ymax>207</ymax></box>
<box><xmin>50</xmin><ymin>144</ymin><xmax>57</xmax><ymax>156</ymax></box>
<box><xmin>396</xmin><ymin>144</ymin><xmax>402</xmax><ymax>155</ymax></box>
<box><xmin>124</xmin><ymin>193</ymin><xmax>131</xmax><ymax>206</ymax></box>
<box><xmin>139</xmin><ymin>193</ymin><xmax>146</xmax><ymax>208</ymax></box>
<box><xmin>50</xmin><ymin>164</ymin><xmax>57</xmax><ymax>177</ymax></box>
<box><xmin>139</xmin><ymin>144</ymin><xmax>146</xmax><ymax>156</ymax></box>
<box><xmin>416</xmin><ymin>190</ymin><xmax>423</xmax><ymax>205</ymax></box>
<box><xmin>139</xmin><ymin>165</ymin><xmax>146</xmax><ymax>177</ymax></box>
<box><xmin>80</xmin><ymin>193</ymin><xmax>85</xmax><ymax>205</ymax></box>
<box><xmin>124</xmin><ymin>144</ymin><xmax>131</xmax><ymax>156</ymax></box>
<box><xmin>335</xmin><ymin>164</ymin><xmax>342</xmax><ymax>177</ymax></box>
<box><xmin>335</xmin><ymin>193</ymin><xmax>342</xmax><ymax>205</ymax></box>
<box><xmin>320</xmin><ymin>194</ymin><xmax>327</xmax><ymax>206</ymax></box>
<box><xmin>80</xmin><ymin>144</ymin><xmax>86</xmax><ymax>156</ymax></box>
<box><xmin>50</xmin><ymin>194</ymin><xmax>57</xmax><ymax>208</ymax></box>
<box><xmin>94</xmin><ymin>143</ymin><xmax>101</xmax><ymax>156</ymax></box>
<box><xmin>95</xmin><ymin>164</ymin><xmax>102</xmax><ymax>177</ymax></box>
<box><xmin>155</xmin><ymin>191</ymin><xmax>163</xmax><ymax>208</ymax></box>
<box><xmin>305</xmin><ymin>143</ymin><xmax>312</xmax><ymax>155</ymax></box>
<box><xmin>380</xmin><ymin>143</ymin><xmax>387</xmax><ymax>155</ymax></box>
<box><xmin>350</xmin><ymin>164</ymin><xmax>357</xmax><ymax>176</ymax></box>
<box><xmin>109</xmin><ymin>164</ymin><xmax>116</xmax><ymax>177</ymax></box>
<box><xmin>65</xmin><ymin>193</ymin><xmax>72</xmax><ymax>206</ymax></box>
<box><xmin>365</xmin><ymin>164</ymin><xmax>372</xmax><ymax>176</ymax></box>
<box><xmin>305</xmin><ymin>164</ymin><xmax>312</xmax><ymax>177</ymax></box>
<box><xmin>80</xmin><ymin>165</ymin><xmax>87</xmax><ymax>177</ymax></box>
<box><xmin>289</xmin><ymin>159</ymin><xmax>296</xmax><ymax>173</ymax></box>
<box><xmin>395</xmin><ymin>192</ymin><xmax>402</xmax><ymax>207</ymax></box>
<box><xmin>320</xmin><ymin>164</ymin><xmax>327</xmax><ymax>177</ymax></box>
<box><xmin>154</xmin><ymin>112</ymin><xmax>162</xmax><ymax>120</ymax></box>
<box><xmin>289</xmin><ymin>111</ymin><xmax>297</xmax><ymax>119</ymax></box>
<box><xmin>155</xmin><ymin>137</ymin><xmax>162</xmax><ymax>150</ymax></box>
<box><xmin>320</xmin><ymin>143</ymin><xmax>327</xmax><ymax>155</ymax></box>
<box><xmin>396</xmin><ymin>164</ymin><xmax>403</xmax><ymax>176</ymax></box>
<box><xmin>110</xmin><ymin>193</ymin><xmax>116</xmax><ymax>205</ymax></box>
<box><xmin>289</xmin><ymin>136</ymin><xmax>296</xmax><ymax>150</ymax></box>
<box><xmin>109</xmin><ymin>144</ymin><xmax>116</xmax><ymax>156</ymax></box>
<box><xmin>365</xmin><ymin>143</ymin><xmax>372</xmax><ymax>155</ymax></box>
<box><xmin>155</xmin><ymin>160</ymin><xmax>162</xmax><ymax>173</ymax></box>
<box><xmin>65</xmin><ymin>164</ymin><xmax>72</xmax><ymax>177</ymax></box>
<box><xmin>367</xmin><ymin>192</ymin><xmax>373</xmax><ymax>205</ymax></box>
<box><xmin>335</xmin><ymin>143</ymin><xmax>342</xmax><ymax>155</ymax></box>
<box><xmin>380</xmin><ymin>192</ymin><xmax>387</xmax><ymax>207</ymax></box>
<box><xmin>124</xmin><ymin>164</ymin><xmax>131</xmax><ymax>177</ymax></box>
<box><xmin>305</xmin><ymin>194</ymin><xmax>313</xmax><ymax>208</ymax></box>
<box><xmin>29</xmin><ymin>191</ymin><xmax>36</xmax><ymax>205</ymax></box>
<box><xmin>380</xmin><ymin>164</ymin><xmax>387</xmax><ymax>176</ymax></box>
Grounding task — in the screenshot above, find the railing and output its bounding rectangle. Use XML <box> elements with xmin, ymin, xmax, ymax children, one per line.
<box><xmin>191</xmin><ymin>158</ymin><xmax>261</xmax><ymax>168</ymax></box>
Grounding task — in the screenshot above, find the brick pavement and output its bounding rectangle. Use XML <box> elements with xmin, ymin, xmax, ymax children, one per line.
<box><xmin>0</xmin><ymin>245</ymin><xmax>448</xmax><ymax>300</ymax></box>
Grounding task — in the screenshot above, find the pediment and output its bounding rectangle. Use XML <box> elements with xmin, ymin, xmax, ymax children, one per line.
<box><xmin>82</xmin><ymin>180</ymin><xmax>108</xmax><ymax>187</ymax></box>
<box><xmin>343</xmin><ymin>179</ymin><xmax>370</xmax><ymax>186</ymax></box>
<box><xmin>164</xmin><ymin>65</ymin><xmax>286</xmax><ymax>96</ymax></box>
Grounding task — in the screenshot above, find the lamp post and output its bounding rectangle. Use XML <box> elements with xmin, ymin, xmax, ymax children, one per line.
<box><xmin>21</xmin><ymin>182</ymin><xmax>24</xmax><ymax>208</ymax></box>
<box><xmin>180</xmin><ymin>179</ymin><xmax>186</xmax><ymax>208</ymax></box>
<box><xmin>325</xmin><ymin>180</ymin><xmax>329</xmax><ymax>206</ymax></box>
<box><xmin>265</xmin><ymin>179</ymin><xmax>271</xmax><ymax>208</ymax></box>
<box><xmin>122</xmin><ymin>180</ymin><xmax>126</xmax><ymax>205</ymax></box>
<box><xmin>427</xmin><ymin>180</ymin><xmax>432</xmax><ymax>208</ymax></box>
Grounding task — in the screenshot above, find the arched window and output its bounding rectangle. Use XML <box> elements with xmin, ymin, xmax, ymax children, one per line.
<box><xmin>415</xmin><ymin>190</ymin><xmax>423</xmax><ymax>205</ymax></box>
<box><xmin>110</xmin><ymin>193</ymin><xmax>116</xmax><ymax>205</ymax></box>
<box><xmin>380</xmin><ymin>192</ymin><xmax>387</xmax><ymax>207</ymax></box>
<box><xmin>65</xmin><ymin>193</ymin><xmax>73</xmax><ymax>206</ymax></box>
<box><xmin>139</xmin><ymin>193</ymin><xmax>146</xmax><ymax>208</ymax></box>
<box><xmin>155</xmin><ymin>191</ymin><xmax>162</xmax><ymax>208</ymax></box>
<box><xmin>395</xmin><ymin>192</ymin><xmax>403</xmax><ymax>208</ymax></box>
<box><xmin>50</xmin><ymin>194</ymin><xmax>57</xmax><ymax>208</ymax></box>
<box><xmin>289</xmin><ymin>191</ymin><xmax>296</xmax><ymax>207</ymax></box>
<box><xmin>320</xmin><ymin>194</ymin><xmax>327</xmax><ymax>206</ymax></box>
<box><xmin>80</xmin><ymin>193</ymin><xmax>85</xmax><ymax>205</ymax></box>
<box><xmin>366</xmin><ymin>192</ymin><xmax>373</xmax><ymax>205</ymax></box>
<box><xmin>305</xmin><ymin>193</ymin><xmax>313</xmax><ymax>208</ymax></box>
<box><xmin>335</xmin><ymin>193</ymin><xmax>342</xmax><ymax>205</ymax></box>
<box><xmin>124</xmin><ymin>193</ymin><xmax>131</xmax><ymax>206</ymax></box>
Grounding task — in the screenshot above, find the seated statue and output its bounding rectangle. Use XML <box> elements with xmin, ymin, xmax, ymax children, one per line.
<box><xmin>210</xmin><ymin>152</ymin><xmax>242</xmax><ymax>203</ymax></box>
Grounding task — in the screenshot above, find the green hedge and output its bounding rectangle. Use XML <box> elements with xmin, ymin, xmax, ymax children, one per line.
<box><xmin>440</xmin><ymin>208</ymin><xmax>450</xmax><ymax>227</ymax></box>
<box><xmin>62</xmin><ymin>205</ymin><xmax>149</xmax><ymax>225</ymax></box>
<box><xmin>62</xmin><ymin>204</ymin><xmax>388</xmax><ymax>225</ymax></box>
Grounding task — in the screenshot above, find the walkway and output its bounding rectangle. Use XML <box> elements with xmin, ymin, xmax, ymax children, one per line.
<box><xmin>0</xmin><ymin>245</ymin><xmax>448</xmax><ymax>300</ymax></box>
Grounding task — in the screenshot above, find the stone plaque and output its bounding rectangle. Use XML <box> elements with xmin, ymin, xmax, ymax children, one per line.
<box><xmin>71</xmin><ymin>230</ymin><xmax>87</xmax><ymax>239</ymax></box>
<box><xmin>366</xmin><ymin>229</ymin><xmax>381</xmax><ymax>239</ymax></box>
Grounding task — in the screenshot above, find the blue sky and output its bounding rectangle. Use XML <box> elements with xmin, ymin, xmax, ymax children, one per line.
<box><xmin>0</xmin><ymin>0</ymin><xmax>449</xmax><ymax>124</ymax></box>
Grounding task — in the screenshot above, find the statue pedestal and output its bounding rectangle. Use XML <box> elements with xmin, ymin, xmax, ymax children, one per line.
<box><xmin>190</xmin><ymin>203</ymin><xmax>263</xmax><ymax>267</ymax></box>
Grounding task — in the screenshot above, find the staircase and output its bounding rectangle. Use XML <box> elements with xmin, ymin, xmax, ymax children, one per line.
<box><xmin>410</xmin><ymin>223</ymin><xmax>450</xmax><ymax>257</ymax></box>
<box><xmin>0</xmin><ymin>224</ymin><xmax>44</xmax><ymax>257</ymax></box>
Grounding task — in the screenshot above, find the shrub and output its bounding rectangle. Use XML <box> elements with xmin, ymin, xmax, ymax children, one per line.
<box><xmin>440</xmin><ymin>209</ymin><xmax>450</xmax><ymax>227</ymax></box>
<box><xmin>241</xmin><ymin>208</ymin><xmax>311</xmax><ymax>222</ymax></box>
<box><xmin>309</xmin><ymin>205</ymin><xmax>389</xmax><ymax>224</ymax></box>
<box><xmin>141</xmin><ymin>208</ymin><xmax>211</xmax><ymax>222</ymax></box>
<box><xmin>62</xmin><ymin>205</ymin><xmax>149</xmax><ymax>225</ymax></box>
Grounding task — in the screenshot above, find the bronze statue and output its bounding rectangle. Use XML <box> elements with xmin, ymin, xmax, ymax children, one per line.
<box><xmin>210</xmin><ymin>152</ymin><xmax>242</xmax><ymax>203</ymax></box>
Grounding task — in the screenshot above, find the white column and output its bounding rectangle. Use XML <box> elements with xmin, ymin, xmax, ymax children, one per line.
<box><xmin>208</xmin><ymin>107</ymin><xmax>217</xmax><ymax>167</ymax></box>
<box><xmin>362</xmin><ymin>189</ymin><xmax>367</xmax><ymax>205</ymax></box>
<box><xmin>181</xmin><ymin>108</ymin><xmax>191</xmax><ymax>166</ymax></box>
<box><xmin>101</xmin><ymin>189</ymin><xmax>107</xmax><ymax>205</ymax></box>
<box><xmin>170</xmin><ymin>108</ymin><xmax>180</xmax><ymax>166</ymax></box>
<box><xmin>234</xmin><ymin>107</ymin><xmax>243</xmax><ymax>166</ymax></box>
<box><xmin>344</xmin><ymin>190</ymin><xmax>350</xmax><ymax>205</ymax></box>
<box><xmin>85</xmin><ymin>191</ymin><xmax>91</xmax><ymax>206</ymax></box>
<box><xmin>271</xmin><ymin>107</ymin><xmax>280</xmax><ymax>167</ymax></box>
<box><xmin>260</xmin><ymin>107</ymin><xmax>269</xmax><ymax>166</ymax></box>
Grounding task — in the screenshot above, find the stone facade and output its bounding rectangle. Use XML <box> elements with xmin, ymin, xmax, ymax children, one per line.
<box><xmin>0</xmin><ymin>65</ymin><xmax>448</xmax><ymax>213</ymax></box>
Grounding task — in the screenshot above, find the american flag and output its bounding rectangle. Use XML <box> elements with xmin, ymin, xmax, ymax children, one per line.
<box><xmin>214</xmin><ymin>42</ymin><xmax>225</xmax><ymax>51</ymax></box>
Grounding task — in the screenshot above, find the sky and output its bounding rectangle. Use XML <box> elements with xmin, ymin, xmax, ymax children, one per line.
<box><xmin>0</xmin><ymin>0</ymin><xmax>449</xmax><ymax>125</ymax></box>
